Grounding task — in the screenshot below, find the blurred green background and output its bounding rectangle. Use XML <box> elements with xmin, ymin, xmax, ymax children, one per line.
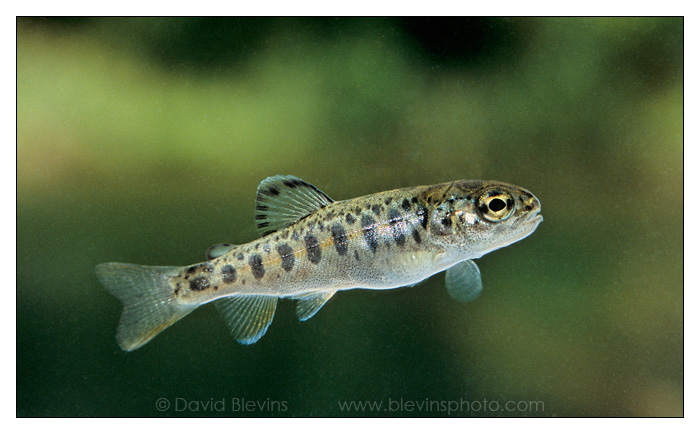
<box><xmin>17</xmin><ymin>17</ymin><xmax>682</xmax><ymax>417</ymax></box>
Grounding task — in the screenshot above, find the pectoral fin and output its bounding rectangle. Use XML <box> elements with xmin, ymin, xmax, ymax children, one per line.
<box><xmin>445</xmin><ymin>260</ymin><xmax>483</xmax><ymax>302</ymax></box>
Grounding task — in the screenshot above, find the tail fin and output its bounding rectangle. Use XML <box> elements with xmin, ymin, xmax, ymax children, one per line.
<box><xmin>95</xmin><ymin>262</ymin><xmax>198</xmax><ymax>351</ymax></box>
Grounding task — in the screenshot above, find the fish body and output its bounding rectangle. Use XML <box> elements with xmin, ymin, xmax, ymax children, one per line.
<box><xmin>96</xmin><ymin>175</ymin><xmax>542</xmax><ymax>351</ymax></box>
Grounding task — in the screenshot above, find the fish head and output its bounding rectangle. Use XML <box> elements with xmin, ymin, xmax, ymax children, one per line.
<box><xmin>427</xmin><ymin>180</ymin><xmax>543</xmax><ymax>258</ymax></box>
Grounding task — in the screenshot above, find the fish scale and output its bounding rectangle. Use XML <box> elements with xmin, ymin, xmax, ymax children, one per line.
<box><xmin>95</xmin><ymin>175</ymin><xmax>542</xmax><ymax>351</ymax></box>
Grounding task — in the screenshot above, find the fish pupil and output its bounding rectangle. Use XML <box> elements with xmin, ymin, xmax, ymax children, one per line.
<box><xmin>489</xmin><ymin>198</ymin><xmax>506</xmax><ymax>212</ymax></box>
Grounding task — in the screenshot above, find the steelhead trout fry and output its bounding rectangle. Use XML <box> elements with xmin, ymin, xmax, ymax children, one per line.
<box><xmin>96</xmin><ymin>175</ymin><xmax>542</xmax><ymax>351</ymax></box>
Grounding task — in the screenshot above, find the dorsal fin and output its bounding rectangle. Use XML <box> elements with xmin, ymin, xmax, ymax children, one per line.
<box><xmin>255</xmin><ymin>175</ymin><xmax>334</xmax><ymax>237</ymax></box>
<box><xmin>214</xmin><ymin>295</ymin><xmax>278</xmax><ymax>345</ymax></box>
<box><xmin>205</xmin><ymin>243</ymin><xmax>237</xmax><ymax>260</ymax></box>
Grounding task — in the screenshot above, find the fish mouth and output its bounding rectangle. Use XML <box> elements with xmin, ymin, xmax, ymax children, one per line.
<box><xmin>528</xmin><ymin>213</ymin><xmax>543</xmax><ymax>228</ymax></box>
<box><xmin>516</xmin><ymin>211</ymin><xmax>543</xmax><ymax>235</ymax></box>
<box><xmin>520</xmin><ymin>208</ymin><xmax>542</xmax><ymax>223</ymax></box>
<box><xmin>489</xmin><ymin>212</ymin><xmax>543</xmax><ymax>250</ymax></box>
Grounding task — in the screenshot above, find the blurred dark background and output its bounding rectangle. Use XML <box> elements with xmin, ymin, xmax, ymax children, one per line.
<box><xmin>17</xmin><ymin>17</ymin><xmax>682</xmax><ymax>416</ymax></box>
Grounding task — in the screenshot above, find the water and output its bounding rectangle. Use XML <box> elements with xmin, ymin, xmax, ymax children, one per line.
<box><xmin>17</xmin><ymin>17</ymin><xmax>682</xmax><ymax>417</ymax></box>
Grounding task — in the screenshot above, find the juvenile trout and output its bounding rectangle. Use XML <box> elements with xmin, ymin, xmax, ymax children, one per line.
<box><xmin>96</xmin><ymin>175</ymin><xmax>542</xmax><ymax>351</ymax></box>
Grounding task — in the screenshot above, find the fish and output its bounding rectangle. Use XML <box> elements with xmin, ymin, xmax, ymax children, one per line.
<box><xmin>95</xmin><ymin>175</ymin><xmax>542</xmax><ymax>351</ymax></box>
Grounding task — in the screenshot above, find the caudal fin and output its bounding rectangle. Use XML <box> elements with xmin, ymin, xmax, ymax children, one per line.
<box><xmin>95</xmin><ymin>262</ymin><xmax>197</xmax><ymax>351</ymax></box>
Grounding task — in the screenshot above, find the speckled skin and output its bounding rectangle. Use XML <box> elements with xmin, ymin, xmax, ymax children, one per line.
<box><xmin>96</xmin><ymin>177</ymin><xmax>543</xmax><ymax>350</ymax></box>
<box><xmin>171</xmin><ymin>180</ymin><xmax>542</xmax><ymax>306</ymax></box>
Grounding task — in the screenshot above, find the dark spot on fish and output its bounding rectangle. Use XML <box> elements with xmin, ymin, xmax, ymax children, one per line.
<box><xmin>524</xmin><ymin>205</ymin><xmax>533</xmax><ymax>212</ymax></box>
<box><xmin>283</xmin><ymin>179</ymin><xmax>296</xmax><ymax>188</ymax></box>
<box><xmin>411</xmin><ymin>196</ymin><xmax>418</xmax><ymax>204</ymax></box>
<box><xmin>174</xmin><ymin>283</ymin><xmax>182</xmax><ymax>296</ymax></box>
<box><xmin>507</xmin><ymin>198</ymin><xmax>514</xmax><ymax>209</ymax></box>
<box><xmin>401</xmin><ymin>198</ymin><xmax>411</xmax><ymax>212</ymax></box>
<box><xmin>292</xmin><ymin>230</ymin><xmax>300</xmax><ymax>241</ymax></box>
<box><xmin>249</xmin><ymin>254</ymin><xmax>265</xmax><ymax>279</ymax></box>
<box><xmin>330</xmin><ymin>223</ymin><xmax>348</xmax><ymax>256</ymax></box>
<box><xmin>256</xmin><ymin>204</ymin><xmax>269</xmax><ymax>212</ymax></box>
<box><xmin>221</xmin><ymin>264</ymin><xmax>237</xmax><ymax>283</ymax></box>
<box><xmin>355</xmin><ymin>207</ymin><xmax>362</xmax><ymax>215</ymax></box>
<box><xmin>354</xmin><ymin>250</ymin><xmax>361</xmax><ymax>262</ymax></box>
<box><xmin>257</xmin><ymin>221</ymin><xmax>269</xmax><ymax>228</ymax></box>
<box><xmin>318</xmin><ymin>222</ymin><xmax>325</xmax><ymax>231</ymax></box>
<box><xmin>385</xmin><ymin>197</ymin><xmax>392</xmax><ymax>205</ymax></box>
<box><xmin>305</xmin><ymin>234</ymin><xmax>322</xmax><ymax>264</ymax></box>
<box><xmin>417</xmin><ymin>205</ymin><xmax>428</xmax><ymax>229</ymax></box>
<box><xmin>323</xmin><ymin>210</ymin><xmax>335</xmax><ymax>221</ymax></box>
<box><xmin>274</xmin><ymin>235</ymin><xmax>280</xmax><ymax>242</ymax></box>
<box><xmin>186</xmin><ymin>266</ymin><xmax>196</xmax><ymax>275</ymax></box>
<box><xmin>361</xmin><ymin>214</ymin><xmax>379</xmax><ymax>253</ymax></box>
<box><xmin>190</xmin><ymin>276</ymin><xmax>210</xmax><ymax>291</ymax></box>
<box><xmin>237</xmin><ymin>253</ymin><xmax>245</xmax><ymax>261</ymax></box>
<box><xmin>465</xmin><ymin>195</ymin><xmax>472</xmax><ymax>201</ymax></box>
<box><xmin>277</xmin><ymin>244</ymin><xmax>295</xmax><ymax>272</ymax></box>
<box><xmin>412</xmin><ymin>228</ymin><xmax>422</xmax><ymax>244</ymax></box>
<box><xmin>241</xmin><ymin>279</ymin><xmax>246</xmax><ymax>285</ymax></box>
<box><xmin>388</xmin><ymin>208</ymin><xmax>401</xmax><ymax>222</ymax></box>
<box><xmin>255</xmin><ymin>243</ymin><xmax>260</xmax><ymax>250</ymax></box>
<box><xmin>441</xmin><ymin>217</ymin><xmax>452</xmax><ymax>227</ymax></box>
<box><xmin>371</xmin><ymin>204</ymin><xmax>381</xmax><ymax>216</ymax></box>
<box><xmin>213</xmin><ymin>286</ymin><xmax>219</xmax><ymax>290</ymax></box>
<box><xmin>388</xmin><ymin>208</ymin><xmax>406</xmax><ymax>246</ymax></box>
<box><xmin>479</xmin><ymin>203</ymin><xmax>489</xmax><ymax>215</ymax></box>
<box><xmin>346</xmin><ymin>213</ymin><xmax>356</xmax><ymax>225</ymax></box>
<box><xmin>268</xmin><ymin>186</ymin><xmax>280</xmax><ymax>196</ymax></box>
<box><xmin>203</xmin><ymin>263</ymin><xmax>214</xmax><ymax>273</ymax></box>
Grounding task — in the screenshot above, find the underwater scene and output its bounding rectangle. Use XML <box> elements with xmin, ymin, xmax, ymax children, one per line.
<box><xmin>17</xmin><ymin>17</ymin><xmax>682</xmax><ymax>417</ymax></box>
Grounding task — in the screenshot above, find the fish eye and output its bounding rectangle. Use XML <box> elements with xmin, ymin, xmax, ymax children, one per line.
<box><xmin>478</xmin><ymin>191</ymin><xmax>514</xmax><ymax>222</ymax></box>
<box><xmin>489</xmin><ymin>198</ymin><xmax>506</xmax><ymax>212</ymax></box>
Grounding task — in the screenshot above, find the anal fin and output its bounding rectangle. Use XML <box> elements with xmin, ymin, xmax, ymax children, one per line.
<box><xmin>295</xmin><ymin>290</ymin><xmax>337</xmax><ymax>321</ymax></box>
<box><xmin>214</xmin><ymin>295</ymin><xmax>277</xmax><ymax>344</ymax></box>
<box><xmin>445</xmin><ymin>260</ymin><xmax>483</xmax><ymax>302</ymax></box>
